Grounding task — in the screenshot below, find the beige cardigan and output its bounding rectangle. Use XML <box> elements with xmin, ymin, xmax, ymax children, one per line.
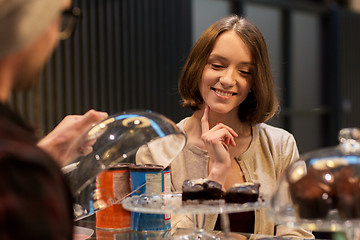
<box><xmin>170</xmin><ymin>118</ymin><xmax>314</xmax><ymax>239</ymax></box>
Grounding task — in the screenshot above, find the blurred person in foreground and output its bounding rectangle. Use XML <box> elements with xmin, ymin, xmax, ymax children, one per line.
<box><xmin>0</xmin><ymin>0</ymin><xmax>107</xmax><ymax>239</ymax></box>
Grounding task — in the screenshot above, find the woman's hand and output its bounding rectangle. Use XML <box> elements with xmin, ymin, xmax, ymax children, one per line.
<box><xmin>37</xmin><ymin>109</ymin><xmax>108</xmax><ymax>167</ymax></box>
<box><xmin>201</xmin><ymin>105</ymin><xmax>238</xmax><ymax>186</ymax></box>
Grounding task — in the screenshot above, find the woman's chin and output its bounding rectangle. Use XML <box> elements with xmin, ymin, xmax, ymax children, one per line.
<box><xmin>207</xmin><ymin>104</ymin><xmax>238</xmax><ymax>115</ymax></box>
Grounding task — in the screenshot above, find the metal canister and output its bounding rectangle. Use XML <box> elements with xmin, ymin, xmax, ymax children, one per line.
<box><xmin>96</xmin><ymin>163</ymin><xmax>133</xmax><ymax>230</ymax></box>
<box><xmin>130</xmin><ymin>164</ymin><xmax>171</xmax><ymax>231</ymax></box>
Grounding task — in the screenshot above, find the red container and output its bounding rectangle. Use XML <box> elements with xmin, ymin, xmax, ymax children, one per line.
<box><xmin>96</xmin><ymin>163</ymin><xmax>133</xmax><ymax>230</ymax></box>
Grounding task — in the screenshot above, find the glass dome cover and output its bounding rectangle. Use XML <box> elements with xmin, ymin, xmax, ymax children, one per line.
<box><xmin>269</xmin><ymin>128</ymin><xmax>360</xmax><ymax>232</ymax></box>
<box><xmin>62</xmin><ymin>110</ymin><xmax>186</xmax><ymax>220</ymax></box>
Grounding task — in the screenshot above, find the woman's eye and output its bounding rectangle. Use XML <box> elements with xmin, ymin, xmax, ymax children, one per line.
<box><xmin>211</xmin><ymin>63</ymin><xmax>224</xmax><ymax>69</ymax></box>
<box><xmin>239</xmin><ymin>70</ymin><xmax>251</xmax><ymax>75</ymax></box>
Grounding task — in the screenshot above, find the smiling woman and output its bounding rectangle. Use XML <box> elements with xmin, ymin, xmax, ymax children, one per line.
<box><xmin>168</xmin><ymin>15</ymin><xmax>315</xmax><ymax>239</ymax></box>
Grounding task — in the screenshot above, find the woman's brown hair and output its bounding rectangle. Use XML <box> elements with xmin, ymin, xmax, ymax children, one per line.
<box><xmin>178</xmin><ymin>15</ymin><xmax>279</xmax><ymax>123</ymax></box>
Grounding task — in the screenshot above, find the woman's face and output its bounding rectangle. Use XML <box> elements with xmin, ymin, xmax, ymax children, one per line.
<box><xmin>199</xmin><ymin>30</ymin><xmax>253</xmax><ymax>115</ymax></box>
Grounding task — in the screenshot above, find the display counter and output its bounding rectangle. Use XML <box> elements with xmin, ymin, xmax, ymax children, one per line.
<box><xmin>74</xmin><ymin>216</ymin><xmax>334</xmax><ymax>240</ymax></box>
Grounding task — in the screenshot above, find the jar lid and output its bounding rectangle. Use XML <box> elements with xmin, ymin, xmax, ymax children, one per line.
<box><xmin>62</xmin><ymin>110</ymin><xmax>186</xmax><ymax>221</ymax></box>
<box><xmin>129</xmin><ymin>164</ymin><xmax>164</xmax><ymax>172</ymax></box>
<box><xmin>110</xmin><ymin>163</ymin><xmax>135</xmax><ymax>170</ymax></box>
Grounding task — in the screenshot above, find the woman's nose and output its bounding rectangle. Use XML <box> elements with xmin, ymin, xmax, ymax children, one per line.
<box><xmin>219</xmin><ymin>68</ymin><xmax>236</xmax><ymax>87</ymax></box>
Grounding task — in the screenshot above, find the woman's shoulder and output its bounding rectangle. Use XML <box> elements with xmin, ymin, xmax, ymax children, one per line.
<box><xmin>176</xmin><ymin>117</ymin><xmax>190</xmax><ymax>132</ymax></box>
<box><xmin>251</xmin><ymin>124</ymin><xmax>299</xmax><ymax>167</ymax></box>
<box><xmin>254</xmin><ymin>123</ymin><xmax>296</xmax><ymax>143</ymax></box>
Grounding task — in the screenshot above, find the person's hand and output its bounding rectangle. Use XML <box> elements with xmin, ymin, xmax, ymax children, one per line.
<box><xmin>201</xmin><ymin>105</ymin><xmax>237</xmax><ymax>186</ymax></box>
<box><xmin>37</xmin><ymin>109</ymin><xmax>108</xmax><ymax>167</ymax></box>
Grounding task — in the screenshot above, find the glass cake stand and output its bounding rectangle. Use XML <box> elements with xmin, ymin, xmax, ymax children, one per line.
<box><xmin>268</xmin><ymin>128</ymin><xmax>360</xmax><ymax>240</ymax></box>
<box><xmin>122</xmin><ymin>193</ymin><xmax>269</xmax><ymax>240</ymax></box>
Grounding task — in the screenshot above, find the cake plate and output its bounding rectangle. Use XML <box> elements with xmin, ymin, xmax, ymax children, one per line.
<box><xmin>122</xmin><ymin>193</ymin><xmax>268</xmax><ymax>240</ymax></box>
<box><xmin>267</xmin><ymin>207</ymin><xmax>360</xmax><ymax>239</ymax></box>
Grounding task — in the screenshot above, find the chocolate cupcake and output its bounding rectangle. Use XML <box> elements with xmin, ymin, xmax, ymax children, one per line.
<box><xmin>224</xmin><ymin>182</ymin><xmax>260</xmax><ymax>204</ymax></box>
<box><xmin>334</xmin><ymin>166</ymin><xmax>358</xmax><ymax>218</ymax></box>
<box><xmin>181</xmin><ymin>178</ymin><xmax>223</xmax><ymax>202</ymax></box>
<box><xmin>289</xmin><ymin>168</ymin><xmax>335</xmax><ymax>219</ymax></box>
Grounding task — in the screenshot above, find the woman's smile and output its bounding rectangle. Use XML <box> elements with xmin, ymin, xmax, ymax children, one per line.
<box><xmin>211</xmin><ymin>87</ymin><xmax>237</xmax><ymax>98</ymax></box>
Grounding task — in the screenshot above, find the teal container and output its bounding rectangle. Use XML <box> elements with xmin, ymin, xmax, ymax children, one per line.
<box><xmin>130</xmin><ymin>164</ymin><xmax>171</xmax><ymax>231</ymax></box>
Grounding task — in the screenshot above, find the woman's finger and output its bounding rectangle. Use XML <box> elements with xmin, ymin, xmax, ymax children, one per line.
<box><xmin>208</xmin><ymin>123</ymin><xmax>238</xmax><ymax>138</ymax></box>
<box><xmin>201</xmin><ymin>105</ymin><xmax>210</xmax><ymax>134</ymax></box>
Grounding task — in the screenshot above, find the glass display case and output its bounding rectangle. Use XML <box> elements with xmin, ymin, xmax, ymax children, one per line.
<box><xmin>122</xmin><ymin>193</ymin><xmax>268</xmax><ymax>240</ymax></box>
<box><xmin>62</xmin><ymin>110</ymin><xmax>187</xmax><ymax>220</ymax></box>
<box><xmin>268</xmin><ymin>128</ymin><xmax>360</xmax><ymax>239</ymax></box>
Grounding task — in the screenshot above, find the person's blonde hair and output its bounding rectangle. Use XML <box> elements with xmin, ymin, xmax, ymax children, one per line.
<box><xmin>178</xmin><ymin>15</ymin><xmax>279</xmax><ymax>123</ymax></box>
<box><xmin>0</xmin><ymin>0</ymin><xmax>63</xmax><ymax>59</ymax></box>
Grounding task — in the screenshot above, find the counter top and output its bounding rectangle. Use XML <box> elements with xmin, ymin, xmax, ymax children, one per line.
<box><xmin>74</xmin><ymin>219</ymin><xmax>331</xmax><ymax>240</ymax></box>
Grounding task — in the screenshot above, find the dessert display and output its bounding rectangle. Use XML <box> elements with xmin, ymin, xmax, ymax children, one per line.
<box><xmin>181</xmin><ymin>179</ymin><xmax>262</xmax><ymax>205</ymax></box>
<box><xmin>224</xmin><ymin>182</ymin><xmax>260</xmax><ymax>204</ymax></box>
<box><xmin>333</xmin><ymin>165</ymin><xmax>360</xmax><ymax>219</ymax></box>
<box><xmin>288</xmin><ymin>168</ymin><xmax>335</xmax><ymax>219</ymax></box>
<box><xmin>269</xmin><ymin>128</ymin><xmax>360</xmax><ymax>235</ymax></box>
<box><xmin>122</xmin><ymin>192</ymin><xmax>269</xmax><ymax>240</ymax></box>
<box><xmin>181</xmin><ymin>178</ymin><xmax>224</xmax><ymax>202</ymax></box>
<box><xmin>124</xmin><ymin>178</ymin><xmax>268</xmax><ymax>240</ymax></box>
<box><xmin>288</xmin><ymin>163</ymin><xmax>360</xmax><ymax>219</ymax></box>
